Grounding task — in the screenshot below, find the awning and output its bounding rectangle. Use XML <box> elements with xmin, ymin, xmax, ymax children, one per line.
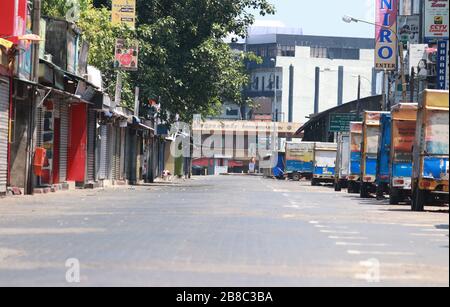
<box><xmin>0</xmin><ymin>38</ymin><xmax>13</xmax><ymax>49</ymax></box>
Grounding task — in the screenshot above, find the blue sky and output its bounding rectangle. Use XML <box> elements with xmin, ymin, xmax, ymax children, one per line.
<box><xmin>252</xmin><ymin>0</ymin><xmax>377</xmax><ymax>38</ymax></box>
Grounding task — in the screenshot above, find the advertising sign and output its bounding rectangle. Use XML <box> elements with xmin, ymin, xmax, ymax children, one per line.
<box><xmin>375</xmin><ymin>0</ymin><xmax>398</xmax><ymax>71</ymax></box>
<box><xmin>436</xmin><ymin>40</ymin><xmax>448</xmax><ymax>90</ymax></box>
<box><xmin>424</xmin><ymin>0</ymin><xmax>449</xmax><ymax>42</ymax></box>
<box><xmin>112</xmin><ymin>0</ymin><xmax>136</xmax><ymax>29</ymax></box>
<box><xmin>398</xmin><ymin>15</ymin><xmax>420</xmax><ymax>47</ymax></box>
<box><xmin>114</xmin><ymin>39</ymin><xmax>139</xmax><ymax>71</ymax></box>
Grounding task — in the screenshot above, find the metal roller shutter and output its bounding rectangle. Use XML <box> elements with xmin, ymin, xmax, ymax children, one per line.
<box><xmin>86</xmin><ymin>108</ymin><xmax>96</xmax><ymax>182</ymax></box>
<box><xmin>111</xmin><ymin>126</ymin><xmax>117</xmax><ymax>180</ymax></box>
<box><xmin>0</xmin><ymin>78</ymin><xmax>10</xmax><ymax>194</ymax></box>
<box><xmin>107</xmin><ymin>124</ymin><xmax>113</xmax><ymax>179</ymax></box>
<box><xmin>120</xmin><ymin>127</ymin><xmax>126</xmax><ymax>180</ymax></box>
<box><xmin>98</xmin><ymin>124</ymin><xmax>108</xmax><ymax>180</ymax></box>
<box><xmin>111</xmin><ymin>126</ymin><xmax>120</xmax><ymax>180</ymax></box>
<box><xmin>59</xmin><ymin>103</ymin><xmax>69</xmax><ymax>182</ymax></box>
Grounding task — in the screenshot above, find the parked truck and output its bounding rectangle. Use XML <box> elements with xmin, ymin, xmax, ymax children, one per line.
<box><xmin>412</xmin><ymin>90</ymin><xmax>449</xmax><ymax>211</ymax></box>
<box><xmin>334</xmin><ymin>132</ymin><xmax>350</xmax><ymax>192</ymax></box>
<box><xmin>311</xmin><ymin>142</ymin><xmax>338</xmax><ymax>186</ymax></box>
<box><xmin>375</xmin><ymin>113</ymin><xmax>392</xmax><ymax>199</ymax></box>
<box><xmin>360</xmin><ymin>111</ymin><xmax>390</xmax><ymax>198</ymax></box>
<box><xmin>348</xmin><ymin>122</ymin><xmax>363</xmax><ymax>194</ymax></box>
<box><xmin>389</xmin><ymin>103</ymin><xmax>418</xmax><ymax>205</ymax></box>
<box><xmin>285</xmin><ymin>142</ymin><xmax>315</xmax><ymax>181</ymax></box>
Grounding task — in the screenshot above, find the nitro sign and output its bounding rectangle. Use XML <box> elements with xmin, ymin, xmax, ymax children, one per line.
<box><xmin>375</xmin><ymin>0</ymin><xmax>398</xmax><ymax>71</ymax></box>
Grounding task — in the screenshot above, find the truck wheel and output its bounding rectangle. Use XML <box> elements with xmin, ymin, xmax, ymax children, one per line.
<box><xmin>412</xmin><ymin>188</ymin><xmax>427</xmax><ymax>212</ymax></box>
<box><xmin>311</xmin><ymin>178</ymin><xmax>318</xmax><ymax>186</ymax></box>
<box><xmin>376</xmin><ymin>184</ymin><xmax>385</xmax><ymax>200</ymax></box>
<box><xmin>389</xmin><ymin>187</ymin><xmax>400</xmax><ymax>205</ymax></box>
<box><xmin>335</xmin><ymin>180</ymin><xmax>342</xmax><ymax>192</ymax></box>
<box><xmin>347</xmin><ymin>182</ymin><xmax>354</xmax><ymax>193</ymax></box>
<box><xmin>292</xmin><ymin>173</ymin><xmax>301</xmax><ymax>181</ymax></box>
<box><xmin>360</xmin><ymin>183</ymin><xmax>370</xmax><ymax>199</ymax></box>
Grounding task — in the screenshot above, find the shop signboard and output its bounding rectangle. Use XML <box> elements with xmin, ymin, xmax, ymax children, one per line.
<box><xmin>375</xmin><ymin>0</ymin><xmax>398</xmax><ymax>71</ymax></box>
<box><xmin>424</xmin><ymin>0</ymin><xmax>449</xmax><ymax>42</ymax></box>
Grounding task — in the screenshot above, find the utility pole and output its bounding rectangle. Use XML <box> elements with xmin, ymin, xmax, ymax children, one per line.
<box><xmin>382</xmin><ymin>70</ymin><xmax>387</xmax><ymax>111</ymax></box>
<box><xmin>26</xmin><ymin>0</ymin><xmax>41</xmax><ymax>195</ymax></box>
<box><xmin>357</xmin><ymin>75</ymin><xmax>362</xmax><ymax>116</ymax></box>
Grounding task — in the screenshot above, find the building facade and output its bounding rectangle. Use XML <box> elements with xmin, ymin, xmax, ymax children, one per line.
<box><xmin>241</xmin><ymin>34</ymin><xmax>377</xmax><ymax>125</ymax></box>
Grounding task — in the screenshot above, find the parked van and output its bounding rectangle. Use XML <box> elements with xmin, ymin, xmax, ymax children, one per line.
<box><xmin>412</xmin><ymin>90</ymin><xmax>449</xmax><ymax>211</ymax></box>
<box><xmin>334</xmin><ymin>132</ymin><xmax>350</xmax><ymax>192</ymax></box>
<box><xmin>360</xmin><ymin>111</ymin><xmax>389</xmax><ymax>198</ymax></box>
<box><xmin>285</xmin><ymin>142</ymin><xmax>314</xmax><ymax>181</ymax></box>
<box><xmin>348</xmin><ymin>122</ymin><xmax>363</xmax><ymax>194</ymax></box>
<box><xmin>312</xmin><ymin>142</ymin><xmax>338</xmax><ymax>186</ymax></box>
<box><xmin>376</xmin><ymin>113</ymin><xmax>392</xmax><ymax>198</ymax></box>
<box><xmin>389</xmin><ymin>103</ymin><xmax>418</xmax><ymax>204</ymax></box>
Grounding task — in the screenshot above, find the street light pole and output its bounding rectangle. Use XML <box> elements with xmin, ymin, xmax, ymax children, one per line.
<box><xmin>270</xmin><ymin>58</ymin><xmax>277</xmax><ymax>122</ymax></box>
<box><xmin>343</xmin><ymin>16</ymin><xmax>407</xmax><ymax>104</ymax></box>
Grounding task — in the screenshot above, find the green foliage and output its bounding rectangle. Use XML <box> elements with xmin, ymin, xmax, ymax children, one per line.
<box><xmin>41</xmin><ymin>0</ymin><xmax>275</xmax><ymax>118</ymax></box>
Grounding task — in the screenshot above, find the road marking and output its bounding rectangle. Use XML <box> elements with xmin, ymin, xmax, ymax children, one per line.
<box><xmin>431</xmin><ymin>239</ymin><xmax>449</xmax><ymax>243</ymax></box>
<box><xmin>309</xmin><ymin>221</ymin><xmax>320</xmax><ymax>224</ymax></box>
<box><xmin>283</xmin><ymin>205</ymin><xmax>299</xmax><ymax>209</ymax></box>
<box><xmin>335</xmin><ymin>242</ymin><xmax>389</xmax><ymax>247</ymax></box>
<box><xmin>282</xmin><ymin>214</ymin><xmax>296</xmax><ymax>219</ymax></box>
<box><xmin>320</xmin><ymin>230</ymin><xmax>360</xmax><ymax>234</ymax></box>
<box><xmin>273</xmin><ymin>189</ymin><xmax>290</xmax><ymax>193</ymax></box>
<box><xmin>354</xmin><ymin>274</ymin><xmax>423</xmax><ymax>281</ymax></box>
<box><xmin>347</xmin><ymin>250</ymin><xmax>415</xmax><ymax>256</ymax></box>
<box><xmin>411</xmin><ymin>233</ymin><xmax>448</xmax><ymax>237</ymax></box>
<box><xmin>329</xmin><ymin>236</ymin><xmax>368</xmax><ymax>240</ymax></box>
<box><xmin>421</xmin><ymin>229</ymin><xmax>449</xmax><ymax>233</ymax></box>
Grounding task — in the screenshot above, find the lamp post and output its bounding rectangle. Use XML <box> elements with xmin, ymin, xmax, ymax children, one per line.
<box><xmin>270</xmin><ymin>58</ymin><xmax>278</xmax><ymax>122</ymax></box>
<box><xmin>351</xmin><ymin>74</ymin><xmax>372</xmax><ymax>116</ymax></box>
<box><xmin>343</xmin><ymin>15</ymin><xmax>407</xmax><ymax>105</ymax></box>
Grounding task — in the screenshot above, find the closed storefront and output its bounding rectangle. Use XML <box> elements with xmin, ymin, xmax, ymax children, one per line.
<box><xmin>35</xmin><ymin>99</ymin><xmax>70</xmax><ymax>186</ymax></box>
<box><xmin>59</xmin><ymin>102</ymin><xmax>69</xmax><ymax>182</ymax></box>
<box><xmin>0</xmin><ymin>77</ymin><xmax>10</xmax><ymax>194</ymax></box>
<box><xmin>86</xmin><ymin>107</ymin><xmax>96</xmax><ymax>183</ymax></box>
<box><xmin>111</xmin><ymin>125</ymin><xmax>123</xmax><ymax>181</ymax></box>
<box><xmin>97</xmin><ymin>121</ymin><xmax>113</xmax><ymax>181</ymax></box>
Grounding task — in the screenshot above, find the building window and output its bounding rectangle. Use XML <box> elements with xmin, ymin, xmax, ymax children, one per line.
<box><xmin>276</xmin><ymin>76</ymin><xmax>280</xmax><ymax>90</ymax></box>
<box><xmin>262</xmin><ymin>77</ymin><xmax>265</xmax><ymax>91</ymax></box>
<box><xmin>328</xmin><ymin>48</ymin><xmax>360</xmax><ymax>60</ymax></box>
<box><xmin>279</xmin><ymin>45</ymin><xmax>295</xmax><ymax>57</ymax></box>
<box><xmin>226</xmin><ymin>109</ymin><xmax>239</xmax><ymax>116</ymax></box>
<box><xmin>310</xmin><ymin>46</ymin><xmax>328</xmax><ymax>58</ymax></box>
<box><xmin>310</xmin><ymin>46</ymin><xmax>361</xmax><ymax>60</ymax></box>
<box><xmin>253</xmin><ymin>77</ymin><xmax>259</xmax><ymax>90</ymax></box>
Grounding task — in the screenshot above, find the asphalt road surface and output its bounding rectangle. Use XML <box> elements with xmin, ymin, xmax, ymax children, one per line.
<box><xmin>0</xmin><ymin>175</ymin><xmax>448</xmax><ymax>287</ymax></box>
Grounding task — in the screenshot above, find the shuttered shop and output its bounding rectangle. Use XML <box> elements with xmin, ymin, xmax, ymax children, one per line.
<box><xmin>0</xmin><ymin>77</ymin><xmax>10</xmax><ymax>194</ymax></box>
<box><xmin>86</xmin><ymin>108</ymin><xmax>96</xmax><ymax>182</ymax></box>
<box><xmin>59</xmin><ymin>103</ymin><xmax>69</xmax><ymax>182</ymax></box>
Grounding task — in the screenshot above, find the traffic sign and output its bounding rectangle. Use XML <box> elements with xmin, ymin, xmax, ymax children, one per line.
<box><xmin>329</xmin><ymin>113</ymin><xmax>362</xmax><ymax>133</ymax></box>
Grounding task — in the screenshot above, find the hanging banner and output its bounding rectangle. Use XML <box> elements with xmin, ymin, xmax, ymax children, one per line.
<box><xmin>375</xmin><ymin>0</ymin><xmax>398</xmax><ymax>71</ymax></box>
<box><xmin>424</xmin><ymin>0</ymin><xmax>449</xmax><ymax>42</ymax></box>
<box><xmin>114</xmin><ymin>39</ymin><xmax>139</xmax><ymax>71</ymax></box>
<box><xmin>436</xmin><ymin>40</ymin><xmax>448</xmax><ymax>90</ymax></box>
<box><xmin>112</xmin><ymin>0</ymin><xmax>136</xmax><ymax>29</ymax></box>
<box><xmin>398</xmin><ymin>15</ymin><xmax>420</xmax><ymax>47</ymax></box>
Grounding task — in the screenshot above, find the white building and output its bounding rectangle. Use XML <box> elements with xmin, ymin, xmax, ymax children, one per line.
<box><xmin>241</xmin><ymin>34</ymin><xmax>378</xmax><ymax>124</ymax></box>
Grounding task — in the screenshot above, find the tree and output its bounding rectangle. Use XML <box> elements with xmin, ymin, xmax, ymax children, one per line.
<box><xmin>134</xmin><ymin>0</ymin><xmax>274</xmax><ymax>121</ymax></box>
<box><xmin>42</xmin><ymin>0</ymin><xmax>275</xmax><ymax>119</ymax></box>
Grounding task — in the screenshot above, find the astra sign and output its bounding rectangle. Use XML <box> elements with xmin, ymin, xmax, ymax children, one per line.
<box><xmin>375</xmin><ymin>0</ymin><xmax>398</xmax><ymax>71</ymax></box>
